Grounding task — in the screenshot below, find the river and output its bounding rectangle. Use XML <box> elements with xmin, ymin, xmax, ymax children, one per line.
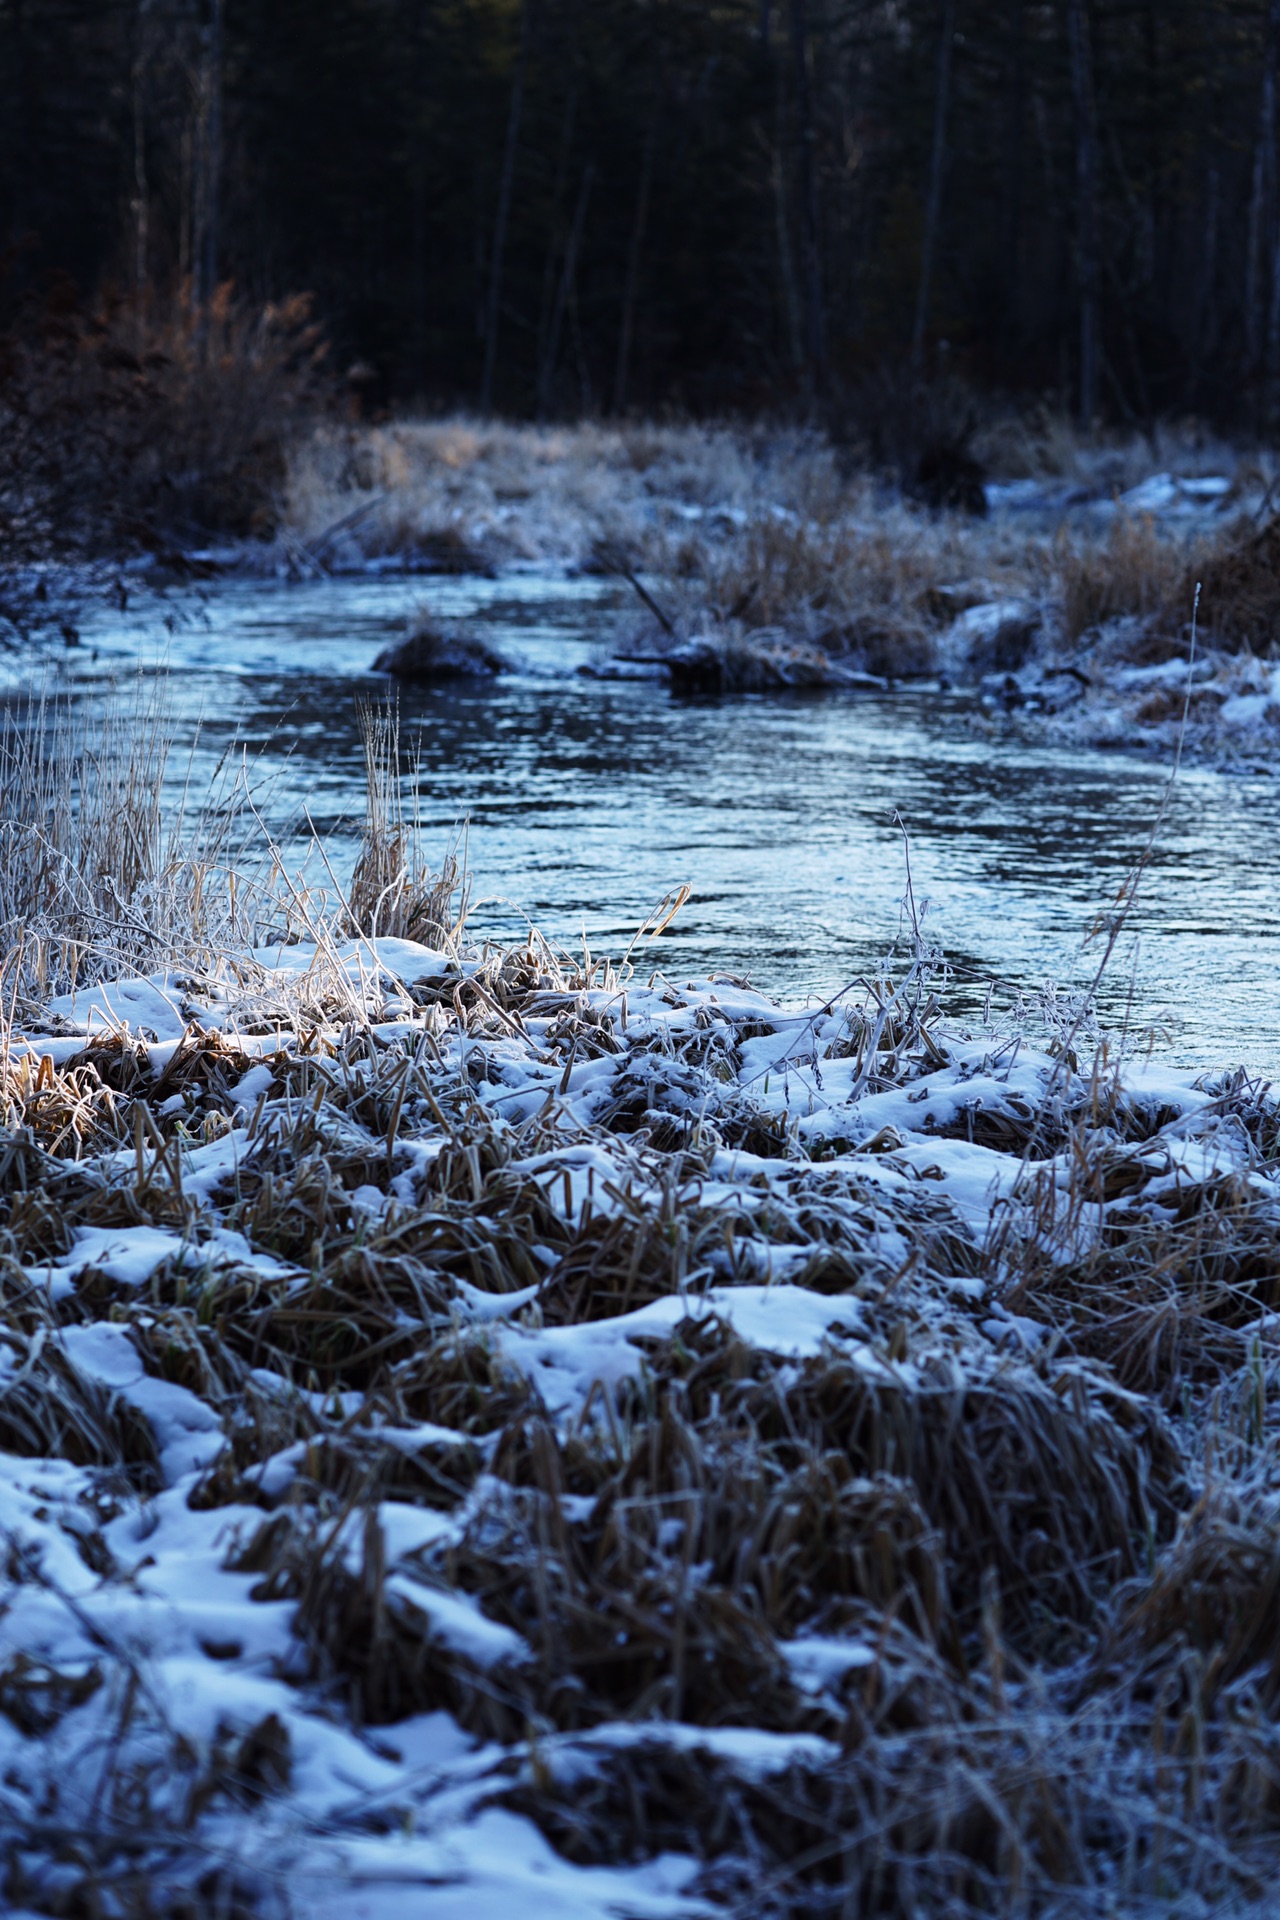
<box><xmin>38</xmin><ymin>565</ymin><xmax>1280</xmax><ymax>1072</ymax></box>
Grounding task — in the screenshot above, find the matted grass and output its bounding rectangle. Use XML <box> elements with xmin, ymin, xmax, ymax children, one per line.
<box><xmin>2</xmin><ymin>690</ymin><xmax>1280</xmax><ymax>1916</ymax></box>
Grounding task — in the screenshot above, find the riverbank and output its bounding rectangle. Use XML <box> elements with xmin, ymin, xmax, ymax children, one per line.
<box><xmin>8</xmin><ymin>413</ymin><xmax>1280</xmax><ymax>769</ymax></box>
<box><xmin>4</xmin><ymin>707</ymin><xmax>1280</xmax><ymax>1916</ymax></box>
<box><xmin>279</xmin><ymin>418</ymin><xmax>1280</xmax><ymax>767</ymax></box>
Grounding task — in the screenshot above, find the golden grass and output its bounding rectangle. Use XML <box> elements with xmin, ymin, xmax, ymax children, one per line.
<box><xmin>1054</xmin><ymin>514</ymin><xmax>1199</xmax><ymax>645</ymax></box>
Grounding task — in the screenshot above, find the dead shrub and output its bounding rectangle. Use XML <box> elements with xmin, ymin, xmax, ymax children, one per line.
<box><xmin>504</xmin><ymin>1708</ymin><xmax>1180</xmax><ymax>1919</ymax></box>
<box><xmin>1133</xmin><ymin>683</ymin><xmax>1222</xmax><ymax>725</ymax></box>
<box><xmin>1007</xmin><ymin>1168</ymin><xmax>1280</xmax><ymax>1399</ymax></box>
<box><xmin>0</xmin><ymin>279</ymin><xmax>328</xmax><ymax>554</ymax></box>
<box><xmin>659</xmin><ymin>1319</ymin><xmax>1180</xmax><ymax>1647</ymax></box>
<box><xmin>443</xmin><ymin>1397</ymin><xmax>954</xmax><ymax>1734</ymax></box>
<box><xmin>0</xmin><ymin>1327</ymin><xmax>160</xmax><ymax>1484</ymax></box>
<box><xmin>230</xmin><ymin>1499</ymin><xmax>529</xmax><ymax>1738</ymax></box>
<box><xmin>1100</xmin><ymin>1490</ymin><xmax>1280</xmax><ymax>1718</ymax></box>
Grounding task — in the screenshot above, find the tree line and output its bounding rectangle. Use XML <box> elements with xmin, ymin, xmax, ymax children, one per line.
<box><xmin>2</xmin><ymin>0</ymin><xmax>1279</xmax><ymax>429</ymax></box>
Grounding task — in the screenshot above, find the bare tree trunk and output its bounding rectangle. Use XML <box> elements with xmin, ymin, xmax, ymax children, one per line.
<box><xmin>1187</xmin><ymin>15</ymin><xmax>1219</xmax><ymax>400</ymax></box>
<box><xmin>999</xmin><ymin>0</ymin><xmax>1026</xmax><ymax>356</ymax></box>
<box><xmin>1266</xmin><ymin>220</ymin><xmax>1280</xmax><ymax>429</ymax></box>
<box><xmin>912</xmin><ymin>0</ymin><xmax>956</xmax><ymax>371</ymax></box>
<box><xmin>788</xmin><ymin>0</ymin><xmax>827</xmax><ymax>390</ymax></box>
<box><xmin>179</xmin><ymin>113</ymin><xmax>192</xmax><ymax>284</ymax></box>
<box><xmin>535</xmin><ymin>84</ymin><xmax>578</xmax><ymax>406</ymax></box>
<box><xmin>191</xmin><ymin>0</ymin><xmax>222</xmax><ymax>353</ymax></box>
<box><xmin>568</xmin><ymin>245</ymin><xmax>593</xmax><ymax>414</ymax></box>
<box><xmin>1066</xmin><ymin>0</ymin><xmax>1099</xmax><ymax>424</ymax></box>
<box><xmin>1197</xmin><ymin>156</ymin><xmax>1219</xmax><ymax>374</ymax></box>
<box><xmin>1246</xmin><ymin>2</ymin><xmax>1279</xmax><ymax>371</ymax></box>
<box><xmin>759</xmin><ymin>13</ymin><xmax>803</xmax><ymax>378</ymax></box>
<box><xmin>131</xmin><ymin>44</ymin><xmax>149</xmax><ymax>309</ymax></box>
<box><xmin>7</xmin><ymin>0</ymin><xmax>31</xmax><ymax>283</ymax></box>
<box><xmin>481</xmin><ymin>0</ymin><xmax>530</xmax><ymax>416</ymax></box>
<box><xmin>202</xmin><ymin>0</ymin><xmax>223</xmax><ymax>315</ymax></box>
<box><xmin>772</xmin><ymin>100</ymin><xmax>804</xmax><ymax>373</ymax></box>
<box><xmin>408</xmin><ymin>2</ymin><xmax>431</xmax><ymax>397</ymax></box>
<box><xmin>189</xmin><ymin>50</ymin><xmax>207</xmax><ymax>327</ymax></box>
<box><xmin>1248</xmin><ymin>0</ymin><xmax>1280</xmax><ymax>415</ymax></box>
<box><xmin>613</xmin><ymin>102</ymin><xmax>659</xmax><ymax>414</ymax></box>
<box><xmin>540</xmin><ymin>160</ymin><xmax>594</xmax><ymax>418</ymax></box>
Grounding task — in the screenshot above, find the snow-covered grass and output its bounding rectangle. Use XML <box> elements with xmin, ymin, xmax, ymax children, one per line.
<box><xmin>5</xmin><ymin>688</ymin><xmax>1280</xmax><ymax>1914</ymax></box>
<box><xmin>283</xmin><ymin>416</ymin><xmax>845</xmax><ymax>574</ymax></box>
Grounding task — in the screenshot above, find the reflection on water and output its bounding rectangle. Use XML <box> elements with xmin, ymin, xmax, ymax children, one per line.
<box><xmin>31</xmin><ymin>569</ymin><xmax>1280</xmax><ymax>1069</ymax></box>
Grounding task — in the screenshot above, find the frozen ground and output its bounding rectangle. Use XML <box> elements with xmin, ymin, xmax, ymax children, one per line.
<box><xmin>5</xmin><ymin>927</ymin><xmax>1280</xmax><ymax>1914</ymax></box>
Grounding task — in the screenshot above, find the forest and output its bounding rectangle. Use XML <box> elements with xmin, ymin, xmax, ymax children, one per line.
<box><xmin>3</xmin><ymin>0</ymin><xmax>1279</xmax><ymax>428</ymax></box>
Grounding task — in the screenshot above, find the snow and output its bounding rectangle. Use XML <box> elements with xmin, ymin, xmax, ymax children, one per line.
<box><xmin>547</xmin><ymin>1719</ymin><xmax>841</xmax><ymax>1782</ymax></box>
<box><xmin>59</xmin><ymin>1321</ymin><xmax>224</xmax><ymax>1483</ymax></box>
<box><xmin>784</xmin><ymin>1633</ymin><xmax>878</xmax><ymax>1696</ymax></box>
<box><xmin>1220</xmin><ymin>692</ymin><xmax>1272</xmax><ymax>728</ymax></box>
<box><xmin>385</xmin><ymin>1573</ymin><xmax>528</xmax><ymax>1667</ymax></box>
<box><xmin>497</xmin><ymin>1284</ymin><xmax>896</xmax><ymax>1421</ymax></box>
<box><xmin>284</xmin><ymin>1811</ymin><xmax>710</xmax><ymax>1920</ymax></box>
<box><xmin>35</xmin><ymin>1222</ymin><xmax>190</xmax><ymax>1296</ymax></box>
<box><xmin>1117</xmin><ymin>471</ymin><xmax>1233</xmax><ymax>516</ymax></box>
<box><xmin>4</xmin><ymin>934</ymin><xmax>1275</xmax><ymax>1915</ymax></box>
<box><xmin>45</xmin><ymin>972</ymin><xmax>187</xmax><ymax>1037</ymax></box>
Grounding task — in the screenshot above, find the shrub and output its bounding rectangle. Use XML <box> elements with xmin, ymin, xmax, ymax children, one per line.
<box><xmin>0</xmin><ymin>278</ymin><xmax>328</xmax><ymax>556</ymax></box>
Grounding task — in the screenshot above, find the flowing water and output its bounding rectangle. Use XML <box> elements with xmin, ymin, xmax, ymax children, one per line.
<box><xmin>39</xmin><ymin>566</ymin><xmax>1280</xmax><ymax>1070</ymax></box>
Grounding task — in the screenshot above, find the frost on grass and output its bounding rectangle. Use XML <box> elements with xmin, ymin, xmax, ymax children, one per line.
<box><xmin>6</xmin><ymin>849</ymin><xmax>1280</xmax><ymax>1920</ymax></box>
<box><xmin>275</xmin><ymin>415</ymin><xmax>1280</xmax><ymax>767</ymax></box>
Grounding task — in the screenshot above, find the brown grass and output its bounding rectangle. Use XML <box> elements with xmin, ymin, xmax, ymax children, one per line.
<box><xmin>1054</xmin><ymin>514</ymin><xmax>1198</xmax><ymax>645</ymax></box>
<box><xmin>3</xmin><ymin>703</ymin><xmax>1280</xmax><ymax>1910</ymax></box>
<box><xmin>1193</xmin><ymin>510</ymin><xmax>1280</xmax><ymax>651</ymax></box>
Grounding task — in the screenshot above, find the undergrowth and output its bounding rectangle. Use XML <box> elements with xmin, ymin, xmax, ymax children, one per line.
<box><xmin>0</xmin><ymin>280</ymin><xmax>327</xmax><ymax>561</ymax></box>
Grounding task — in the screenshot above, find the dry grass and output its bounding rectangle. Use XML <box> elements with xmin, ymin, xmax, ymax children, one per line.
<box><xmin>0</xmin><ymin>679</ymin><xmax>262</xmax><ymax>999</ymax></box>
<box><xmin>347</xmin><ymin>698</ymin><xmax>468</xmax><ymax>943</ymax></box>
<box><xmin>4</xmin><ymin>690</ymin><xmax>1280</xmax><ymax>1912</ymax></box>
<box><xmin>283</xmin><ymin>416</ymin><xmax>842</xmax><ymax>573</ymax></box>
<box><xmin>1192</xmin><ymin>511</ymin><xmax>1280</xmax><ymax>651</ymax></box>
<box><xmin>975</xmin><ymin>408</ymin><xmax>1252</xmax><ymax>494</ymax></box>
<box><xmin>284</xmin><ymin>414</ymin><xmax>1280</xmax><ymax>700</ymax></box>
<box><xmin>663</xmin><ymin>515</ymin><xmax>951</xmax><ymax>677</ymax></box>
<box><xmin>1054</xmin><ymin>514</ymin><xmax>1200</xmax><ymax>646</ymax></box>
<box><xmin>0</xmin><ymin>682</ymin><xmax>467</xmax><ymax>1010</ymax></box>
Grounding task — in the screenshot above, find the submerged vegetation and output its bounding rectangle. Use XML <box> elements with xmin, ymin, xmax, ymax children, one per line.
<box><xmin>2</xmin><ymin>692</ymin><xmax>1280</xmax><ymax>1915</ymax></box>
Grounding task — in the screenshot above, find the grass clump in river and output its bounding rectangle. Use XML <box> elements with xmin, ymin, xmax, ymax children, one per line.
<box><xmin>5</xmin><ymin>695</ymin><xmax>1280</xmax><ymax>1915</ymax></box>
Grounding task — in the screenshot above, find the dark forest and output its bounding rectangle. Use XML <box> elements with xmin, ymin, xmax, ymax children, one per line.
<box><xmin>3</xmin><ymin>0</ymin><xmax>1278</xmax><ymax>426</ymax></box>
